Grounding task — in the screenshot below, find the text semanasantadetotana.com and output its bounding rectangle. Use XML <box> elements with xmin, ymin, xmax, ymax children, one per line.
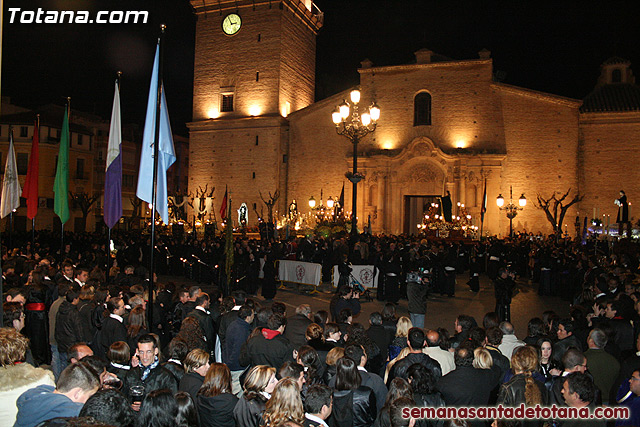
<box><xmin>402</xmin><ymin>404</ymin><xmax>630</xmax><ymax>420</ymax></box>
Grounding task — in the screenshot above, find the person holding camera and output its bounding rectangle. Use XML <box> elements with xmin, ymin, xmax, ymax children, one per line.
<box><xmin>494</xmin><ymin>267</ymin><xmax>516</xmax><ymax>322</ymax></box>
<box><xmin>406</xmin><ymin>254</ymin><xmax>432</xmax><ymax>329</ymax></box>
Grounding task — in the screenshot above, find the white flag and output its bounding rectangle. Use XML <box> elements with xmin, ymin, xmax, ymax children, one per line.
<box><xmin>1</xmin><ymin>130</ymin><xmax>22</xmax><ymax>218</ymax></box>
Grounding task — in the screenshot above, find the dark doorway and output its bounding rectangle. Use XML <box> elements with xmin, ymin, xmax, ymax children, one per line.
<box><xmin>404</xmin><ymin>195</ymin><xmax>439</xmax><ymax>234</ymax></box>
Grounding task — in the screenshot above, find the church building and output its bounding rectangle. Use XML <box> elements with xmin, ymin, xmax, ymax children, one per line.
<box><xmin>188</xmin><ymin>0</ymin><xmax>640</xmax><ymax>236</ymax></box>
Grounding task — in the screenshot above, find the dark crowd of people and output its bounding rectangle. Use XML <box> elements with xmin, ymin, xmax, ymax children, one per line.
<box><xmin>3</xmin><ymin>230</ymin><xmax>640</xmax><ymax>427</ymax></box>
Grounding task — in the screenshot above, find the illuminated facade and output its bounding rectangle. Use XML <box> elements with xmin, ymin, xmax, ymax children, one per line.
<box><xmin>189</xmin><ymin>1</ymin><xmax>640</xmax><ymax>236</ymax></box>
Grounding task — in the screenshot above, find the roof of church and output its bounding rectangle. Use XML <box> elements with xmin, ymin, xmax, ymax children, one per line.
<box><xmin>580</xmin><ymin>83</ymin><xmax>640</xmax><ymax>113</ymax></box>
<box><xmin>602</xmin><ymin>56</ymin><xmax>630</xmax><ymax>66</ymax></box>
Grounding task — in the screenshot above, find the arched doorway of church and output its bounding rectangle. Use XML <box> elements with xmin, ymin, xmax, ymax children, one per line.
<box><xmin>403</xmin><ymin>195</ymin><xmax>440</xmax><ymax>234</ymax></box>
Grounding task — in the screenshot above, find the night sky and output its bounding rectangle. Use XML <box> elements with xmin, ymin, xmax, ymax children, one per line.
<box><xmin>2</xmin><ymin>0</ymin><xmax>639</xmax><ymax>136</ymax></box>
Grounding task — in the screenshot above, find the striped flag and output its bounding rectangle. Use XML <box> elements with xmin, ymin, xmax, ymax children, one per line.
<box><xmin>53</xmin><ymin>105</ymin><xmax>70</xmax><ymax>224</ymax></box>
<box><xmin>1</xmin><ymin>129</ymin><xmax>22</xmax><ymax>218</ymax></box>
<box><xmin>219</xmin><ymin>186</ymin><xmax>228</xmax><ymax>219</ymax></box>
<box><xmin>104</xmin><ymin>80</ymin><xmax>123</xmax><ymax>229</ymax></box>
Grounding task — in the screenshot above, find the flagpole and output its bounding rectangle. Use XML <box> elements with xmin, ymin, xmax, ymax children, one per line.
<box><xmin>60</xmin><ymin>98</ymin><xmax>70</xmax><ymax>266</ymax></box>
<box><xmin>147</xmin><ymin>25</ymin><xmax>166</xmax><ymax>330</ymax></box>
<box><xmin>32</xmin><ymin>114</ymin><xmax>39</xmax><ymax>250</ymax></box>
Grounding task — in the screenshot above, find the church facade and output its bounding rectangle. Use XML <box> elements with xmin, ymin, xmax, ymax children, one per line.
<box><xmin>188</xmin><ymin>0</ymin><xmax>640</xmax><ymax>236</ymax></box>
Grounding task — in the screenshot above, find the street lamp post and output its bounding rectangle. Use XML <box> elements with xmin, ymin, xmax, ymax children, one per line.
<box><xmin>332</xmin><ymin>89</ymin><xmax>380</xmax><ymax>237</ymax></box>
<box><xmin>496</xmin><ymin>186</ymin><xmax>526</xmax><ymax>238</ymax></box>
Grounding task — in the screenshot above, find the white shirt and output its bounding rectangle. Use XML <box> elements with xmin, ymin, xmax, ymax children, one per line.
<box><xmin>424</xmin><ymin>347</ymin><xmax>456</xmax><ymax>375</ymax></box>
<box><xmin>357</xmin><ymin>366</ymin><xmax>367</xmax><ymax>372</ymax></box>
<box><xmin>74</xmin><ymin>278</ymin><xmax>85</xmax><ymax>287</ymax></box>
<box><xmin>305</xmin><ymin>414</ymin><xmax>329</xmax><ymax>427</ymax></box>
<box><xmin>196</xmin><ymin>306</ymin><xmax>210</xmax><ymax>315</ymax></box>
<box><xmin>110</xmin><ymin>313</ymin><xmax>124</xmax><ymax>323</ymax></box>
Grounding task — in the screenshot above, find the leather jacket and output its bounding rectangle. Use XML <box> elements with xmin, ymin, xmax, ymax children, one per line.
<box><xmin>330</xmin><ymin>386</ymin><xmax>376</xmax><ymax>427</ymax></box>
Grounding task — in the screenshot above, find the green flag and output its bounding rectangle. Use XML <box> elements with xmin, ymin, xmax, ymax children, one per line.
<box><xmin>54</xmin><ymin>106</ymin><xmax>70</xmax><ymax>224</ymax></box>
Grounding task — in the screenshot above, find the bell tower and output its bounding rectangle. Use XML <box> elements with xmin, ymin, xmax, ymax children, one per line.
<box><xmin>188</xmin><ymin>0</ymin><xmax>323</xmax><ymax>224</ymax></box>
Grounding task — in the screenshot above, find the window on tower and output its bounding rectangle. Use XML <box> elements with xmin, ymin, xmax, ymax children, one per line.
<box><xmin>221</xmin><ymin>94</ymin><xmax>234</xmax><ymax>112</ymax></box>
<box><xmin>414</xmin><ymin>92</ymin><xmax>432</xmax><ymax>126</ymax></box>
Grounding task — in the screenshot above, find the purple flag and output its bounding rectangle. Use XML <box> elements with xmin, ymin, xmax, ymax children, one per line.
<box><xmin>104</xmin><ymin>80</ymin><xmax>123</xmax><ymax>229</ymax></box>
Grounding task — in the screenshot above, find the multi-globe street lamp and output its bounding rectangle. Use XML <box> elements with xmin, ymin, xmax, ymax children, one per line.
<box><xmin>331</xmin><ymin>89</ymin><xmax>380</xmax><ymax>237</ymax></box>
<box><xmin>496</xmin><ymin>186</ymin><xmax>527</xmax><ymax>238</ymax></box>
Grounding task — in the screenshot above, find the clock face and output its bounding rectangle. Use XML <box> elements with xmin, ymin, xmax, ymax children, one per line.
<box><xmin>222</xmin><ymin>13</ymin><xmax>241</xmax><ymax>35</ymax></box>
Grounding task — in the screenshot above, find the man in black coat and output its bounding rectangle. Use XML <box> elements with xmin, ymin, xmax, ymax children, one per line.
<box><xmin>366</xmin><ymin>312</ymin><xmax>393</xmax><ymax>361</ymax></box>
<box><xmin>438</xmin><ymin>344</ymin><xmax>500</xmax><ymax>427</ymax></box>
<box><xmin>55</xmin><ymin>286</ymin><xmax>83</xmax><ymax>370</ymax></box>
<box><xmin>387</xmin><ymin>328</ymin><xmax>442</xmax><ymax>386</ymax></box>
<box><xmin>340</xmin><ymin>344</ymin><xmax>388</xmax><ymax>412</ymax></box>
<box><xmin>124</xmin><ymin>334</ymin><xmax>178</xmax><ymax>409</ymax></box>
<box><xmin>97</xmin><ymin>297</ymin><xmax>127</xmax><ymax>358</ymax></box>
<box><xmin>218</xmin><ymin>290</ymin><xmax>246</xmax><ymax>351</ymax></box>
<box><xmin>553</xmin><ymin>318</ymin><xmax>583</xmax><ymax>367</ymax></box>
<box><xmin>239</xmin><ymin>313</ymin><xmax>294</xmax><ymax>369</ymax></box>
<box><xmin>188</xmin><ymin>293</ymin><xmax>216</xmax><ymax>355</ymax></box>
<box><xmin>485</xmin><ymin>326</ymin><xmax>510</xmax><ymax>382</ymax></box>
<box><xmin>224</xmin><ymin>306</ymin><xmax>254</xmax><ymax>394</ymax></box>
<box><xmin>283</xmin><ymin>304</ymin><xmax>312</xmax><ymax>350</ymax></box>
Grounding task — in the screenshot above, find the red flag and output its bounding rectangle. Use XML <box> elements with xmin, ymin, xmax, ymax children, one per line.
<box><xmin>21</xmin><ymin>118</ymin><xmax>39</xmax><ymax>219</ymax></box>
<box><xmin>480</xmin><ymin>178</ymin><xmax>487</xmax><ymax>223</ymax></box>
<box><xmin>219</xmin><ymin>186</ymin><xmax>228</xmax><ymax>219</ymax></box>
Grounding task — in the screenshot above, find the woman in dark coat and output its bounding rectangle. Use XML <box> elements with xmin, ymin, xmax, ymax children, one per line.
<box><xmin>197</xmin><ymin>363</ymin><xmax>238</xmax><ymax>427</ymax></box>
<box><xmin>233</xmin><ymin>365</ymin><xmax>277</xmax><ymax>427</ymax></box>
<box><xmin>497</xmin><ymin>346</ymin><xmax>548</xmax><ymax>427</ymax></box>
<box><xmin>407</xmin><ymin>364</ymin><xmax>445</xmax><ymax>427</ymax></box>
<box><xmin>331</xmin><ymin>357</ymin><xmax>376</xmax><ymax>427</ymax></box>
<box><xmin>179</xmin><ymin>349</ymin><xmax>210</xmax><ymax>401</ymax></box>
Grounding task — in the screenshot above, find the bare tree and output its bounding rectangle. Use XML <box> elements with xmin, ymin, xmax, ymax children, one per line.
<box><xmin>70</xmin><ymin>191</ymin><xmax>98</xmax><ymax>232</ymax></box>
<box><xmin>535</xmin><ymin>188</ymin><xmax>584</xmax><ymax>234</ymax></box>
<box><xmin>129</xmin><ymin>196</ymin><xmax>143</xmax><ymax>229</ymax></box>
<box><xmin>259</xmin><ymin>189</ymin><xmax>280</xmax><ymax>223</ymax></box>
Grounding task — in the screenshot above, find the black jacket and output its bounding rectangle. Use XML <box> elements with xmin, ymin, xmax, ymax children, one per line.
<box><xmin>552</xmin><ymin>335</ymin><xmax>582</xmax><ymax>367</ymax></box>
<box><xmin>179</xmin><ymin>371</ymin><xmax>205</xmax><ymax>401</ymax></box>
<box><xmin>438</xmin><ymin>366</ymin><xmax>499</xmax><ymax>427</ymax></box>
<box><xmin>239</xmin><ymin>330</ymin><xmax>294</xmax><ymax>369</ymax></box>
<box><xmin>218</xmin><ymin>310</ymin><xmax>239</xmax><ymax>349</ymax></box>
<box><xmin>497</xmin><ymin>374</ymin><xmax>548</xmax><ymax>427</ymax></box>
<box><xmin>233</xmin><ymin>394</ymin><xmax>267</xmax><ymax>427</ymax></box>
<box><xmin>99</xmin><ymin>316</ymin><xmax>127</xmax><ymax>357</ymax></box>
<box><xmin>198</xmin><ymin>393</ymin><xmax>238</xmax><ymax>427</ymax></box>
<box><xmin>224</xmin><ymin>317</ymin><xmax>253</xmax><ymax>371</ymax></box>
<box><xmin>284</xmin><ymin>313</ymin><xmax>312</xmax><ymax>350</ymax></box>
<box><xmin>188</xmin><ymin>308</ymin><xmax>216</xmax><ymax>353</ymax></box>
<box><xmin>387</xmin><ymin>352</ymin><xmax>442</xmax><ymax>385</ymax></box>
<box><xmin>329</xmin><ymin>369</ymin><xmax>388</xmax><ymax>413</ymax></box>
<box><xmin>163</xmin><ymin>361</ymin><xmax>185</xmax><ymax>383</ymax></box>
<box><xmin>367</xmin><ymin>325</ymin><xmax>393</xmax><ymax>361</ymax></box>
<box><xmin>55</xmin><ymin>300</ymin><xmax>83</xmax><ymax>353</ymax></box>
<box><xmin>123</xmin><ymin>364</ymin><xmax>178</xmax><ymax>399</ymax></box>
<box><xmin>329</xmin><ymin>386</ymin><xmax>376</xmax><ymax>427</ymax></box>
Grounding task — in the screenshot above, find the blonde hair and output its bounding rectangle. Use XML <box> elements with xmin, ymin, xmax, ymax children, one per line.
<box><xmin>262</xmin><ymin>378</ymin><xmax>304</xmax><ymax>427</ymax></box>
<box><xmin>0</xmin><ymin>327</ymin><xmax>28</xmax><ymax>367</ymax></box>
<box><xmin>325</xmin><ymin>347</ymin><xmax>345</xmax><ymax>366</ymax></box>
<box><xmin>473</xmin><ymin>348</ymin><xmax>493</xmax><ymax>370</ymax></box>
<box><xmin>396</xmin><ymin>316</ymin><xmax>412</xmax><ymax>338</ymax></box>
<box><xmin>511</xmin><ymin>346</ymin><xmax>543</xmax><ymax>407</ymax></box>
<box><xmin>184</xmin><ymin>348</ymin><xmax>209</xmax><ymax>373</ymax></box>
<box><xmin>305</xmin><ymin>323</ymin><xmax>324</xmax><ymax>341</ymax></box>
<box><xmin>244</xmin><ymin>365</ymin><xmax>276</xmax><ymax>399</ymax></box>
<box><xmin>384</xmin><ymin>346</ymin><xmax>411</xmax><ymax>383</ymax></box>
